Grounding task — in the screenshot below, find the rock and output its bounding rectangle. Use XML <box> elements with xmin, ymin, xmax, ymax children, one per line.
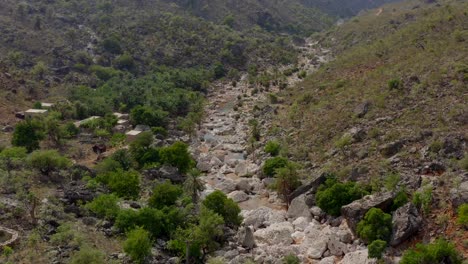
<box><xmin>310</xmin><ymin>206</ymin><xmax>325</xmax><ymax>219</ymax></box>
<box><xmin>421</xmin><ymin>162</ymin><xmax>445</xmax><ymax>175</ymax></box>
<box><xmin>63</xmin><ymin>181</ymin><xmax>96</xmax><ymax>204</ymax></box>
<box><xmin>253</xmin><ymin>222</ymin><xmax>293</xmax><ymax>246</ymax></box>
<box><xmin>236</xmin><ymin>179</ymin><xmax>253</xmax><ymax>193</ymax></box>
<box><xmin>441</xmin><ymin>135</ymin><xmax>466</xmax><ymax>159</ymax></box>
<box><xmin>318</xmin><ymin>256</ymin><xmax>336</xmax><ymax>264</ymax></box>
<box><xmin>242</xmin><ymin>207</ymin><xmax>287</xmax><ymax>229</ymax></box>
<box><xmin>287</xmin><ymin>194</ymin><xmax>312</xmax><ymax>219</ymax></box>
<box><xmin>346</xmin><ymin>127</ymin><xmax>366</xmax><ymax>143</ymax></box>
<box><xmin>328</xmin><ymin>232</ymin><xmax>349</xmax><ymax>256</ymax></box>
<box><xmin>228</xmin><ymin>190</ymin><xmax>249</xmax><ymax>203</ymax></box>
<box><xmin>450</xmin><ymin>180</ymin><xmax>468</xmax><ymax>207</ymax></box>
<box><xmin>354</xmin><ymin>101</ymin><xmax>371</xmax><ymax>118</ymax></box>
<box><xmin>289</xmin><ymin>173</ymin><xmax>327</xmax><ymax>202</ymax></box>
<box><xmin>340</xmin><ymin>249</ymin><xmax>376</xmax><ymax>264</ymax></box>
<box><xmin>235</xmin><ymin>161</ymin><xmax>249</xmax><ymax>177</ymax></box>
<box><xmin>203</xmin><ymin>133</ymin><xmax>219</xmax><ymax>146</ymax></box>
<box><xmin>341</xmin><ymin>192</ymin><xmax>395</xmax><ymax>232</ymax></box>
<box><xmin>380</xmin><ymin>140</ymin><xmax>404</xmax><ymax>157</ymax></box>
<box><xmin>238</xmin><ymin>226</ymin><xmax>255</xmax><ymax>249</ymax></box>
<box><xmin>216</xmin><ymin>180</ymin><xmax>237</xmax><ymax>193</ymax></box>
<box><xmin>143</xmin><ymin>165</ymin><xmax>185</xmax><ymax>184</ymax></box>
<box><xmin>390</xmin><ymin>203</ymin><xmax>422</xmax><ymax>246</ymax></box>
<box><xmin>303</xmin><ymin>224</ymin><xmax>330</xmax><ymax>259</ymax></box>
<box><xmin>2</xmin><ymin>125</ymin><xmax>14</xmax><ymax>132</ymax></box>
<box><xmin>197</xmin><ymin>160</ymin><xmax>211</xmax><ymax>172</ymax></box>
<box><xmin>292</xmin><ymin>217</ymin><xmax>309</xmax><ymax>232</ymax></box>
<box><xmin>82</xmin><ymin>217</ymin><xmax>97</xmax><ymax>226</ymax></box>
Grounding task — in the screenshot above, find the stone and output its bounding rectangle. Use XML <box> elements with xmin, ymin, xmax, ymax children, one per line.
<box><xmin>310</xmin><ymin>206</ymin><xmax>325</xmax><ymax>219</ymax></box>
<box><xmin>287</xmin><ymin>194</ymin><xmax>312</xmax><ymax>219</ymax></box>
<box><xmin>235</xmin><ymin>161</ymin><xmax>249</xmax><ymax>177</ymax></box>
<box><xmin>289</xmin><ymin>173</ymin><xmax>327</xmax><ymax>202</ymax></box>
<box><xmin>2</xmin><ymin>125</ymin><xmax>14</xmax><ymax>132</ymax></box>
<box><xmin>197</xmin><ymin>160</ymin><xmax>211</xmax><ymax>172</ymax></box>
<box><xmin>228</xmin><ymin>190</ymin><xmax>249</xmax><ymax>203</ymax></box>
<box><xmin>340</xmin><ymin>249</ymin><xmax>376</xmax><ymax>264</ymax></box>
<box><xmin>390</xmin><ymin>203</ymin><xmax>422</xmax><ymax>246</ymax></box>
<box><xmin>143</xmin><ymin>165</ymin><xmax>185</xmax><ymax>184</ymax></box>
<box><xmin>341</xmin><ymin>192</ymin><xmax>395</xmax><ymax>232</ymax></box>
<box><xmin>380</xmin><ymin>140</ymin><xmax>404</xmax><ymax>157</ymax></box>
<box><xmin>236</xmin><ymin>179</ymin><xmax>253</xmax><ymax>193</ymax></box>
<box><xmin>302</xmin><ymin>224</ymin><xmax>330</xmax><ymax>259</ymax></box>
<box><xmin>253</xmin><ymin>222</ymin><xmax>293</xmax><ymax>246</ymax></box>
<box><xmin>292</xmin><ymin>217</ymin><xmax>309</xmax><ymax>232</ymax></box>
<box><xmin>450</xmin><ymin>181</ymin><xmax>468</xmax><ymax>208</ymax></box>
<box><xmin>347</xmin><ymin>127</ymin><xmax>366</xmax><ymax>143</ymax></box>
<box><xmin>238</xmin><ymin>226</ymin><xmax>256</xmax><ymax>249</ymax></box>
<box><xmin>242</xmin><ymin>207</ymin><xmax>287</xmax><ymax>229</ymax></box>
<box><xmin>216</xmin><ymin>180</ymin><xmax>237</xmax><ymax>193</ymax></box>
<box><xmin>328</xmin><ymin>232</ymin><xmax>349</xmax><ymax>256</ymax></box>
<box><xmin>354</xmin><ymin>101</ymin><xmax>371</xmax><ymax>118</ymax></box>
<box><xmin>318</xmin><ymin>256</ymin><xmax>336</xmax><ymax>264</ymax></box>
<box><xmin>63</xmin><ymin>181</ymin><xmax>96</xmax><ymax>204</ymax></box>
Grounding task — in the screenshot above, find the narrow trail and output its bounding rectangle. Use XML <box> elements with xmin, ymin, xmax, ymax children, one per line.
<box><xmin>191</xmin><ymin>38</ymin><xmax>332</xmax><ymax>211</ymax></box>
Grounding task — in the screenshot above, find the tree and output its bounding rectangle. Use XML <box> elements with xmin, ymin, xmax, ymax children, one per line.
<box><xmin>184</xmin><ymin>169</ymin><xmax>205</xmax><ymax>204</ymax></box>
<box><xmin>316</xmin><ymin>177</ymin><xmax>367</xmax><ymax>216</ymax></box>
<box><xmin>149</xmin><ymin>181</ymin><xmax>183</xmax><ymax>209</ymax></box>
<box><xmin>31</xmin><ymin>61</ymin><xmax>48</xmax><ymax>79</ymax></box>
<box><xmin>160</xmin><ymin>141</ymin><xmax>194</xmax><ymax>173</ymax></box>
<box><xmin>85</xmin><ymin>194</ymin><xmax>120</xmax><ymax>220</ymax></box>
<box><xmin>0</xmin><ymin>147</ymin><xmax>28</xmax><ymax>176</ymax></box>
<box><xmin>368</xmin><ymin>239</ymin><xmax>387</xmax><ymax>259</ymax></box>
<box><xmin>400</xmin><ymin>239</ymin><xmax>462</xmax><ymax>264</ymax></box>
<box><xmin>265</xmin><ymin>140</ymin><xmax>281</xmax><ymax>156</ymax></box>
<box><xmin>356</xmin><ymin>208</ymin><xmax>392</xmax><ymax>243</ymax></box>
<box><xmin>124</xmin><ymin>227</ymin><xmax>152</xmax><ymax>264</ymax></box>
<box><xmin>28</xmin><ymin>150</ymin><xmax>71</xmax><ymax>177</ymax></box>
<box><xmin>12</xmin><ymin>119</ymin><xmax>44</xmax><ymax>152</ymax></box>
<box><xmin>202</xmin><ymin>190</ymin><xmax>242</xmax><ymax>228</ymax></box>
<box><xmin>70</xmin><ymin>246</ymin><xmax>106</xmax><ymax>264</ymax></box>
<box><xmin>274</xmin><ymin>163</ymin><xmax>301</xmax><ymax>207</ymax></box>
<box><xmin>130</xmin><ymin>105</ymin><xmax>168</xmax><ymax>128</ymax></box>
<box><xmin>97</xmin><ymin>169</ymin><xmax>140</xmax><ymax>199</ymax></box>
<box><xmin>114</xmin><ymin>53</ymin><xmax>135</xmax><ymax>71</ymax></box>
<box><xmin>262</xmin><ymin>157</ymin><xmax>289</xmax><ymax>177</ymax></box>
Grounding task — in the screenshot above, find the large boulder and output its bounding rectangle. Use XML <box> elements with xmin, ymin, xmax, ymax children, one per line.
<box><xmin>143</xmin><ymin>165</ymin><xmax>185</xmax><ymax>184</ymax></box>
<box><xmin>289</xmin><ymin>173</ymin><xmax>327</xmax><ymax>202</ymax></box>
<box><xmin>390</xmin><ymin>203</ymin><xmax>422</xmax><ymax>246</ymax></box>
<box><xmin>237</xmin><ymin>226</ymin><xmax>255</xmax><ymax>249</ymax></box>
<box><xmin>228</xmin><ymin>190</ymin><xmax>249</xmax><ymax>203</ymax></box>
<box><xmin>302</xmin><ymin>224</ymin><xmax>331</xmax><ymax>259</ymax></box>
<box><xmin>242</xmin><ymin>207</ymin><xmax>287</xmax><ymax>229</ymax></box>
<box><xmin>379</xmin><ymin>140</ymin><xmax>404</xmax><ymax>157</ymax></box>
<box><xmin>287</xmin><ymin>194</ymin><xmax>312</xmax><ymax>219</ymax></box>
<box><xmin>341</xmin><ymin>192</ymin><xmax>395</xmax><ymax>232</ymax></box>
<box><xmin>340</xmin><ymin>249</ymin><xmax>376</xmax><ymax>264</ymax></box>
<box><xmin>450</xmin><ymin>180</ymin><xmax>468</xmax><ymax>208</ymax></box>
<box><xmin>253</xmin><ymin>222</ymin><xmax>293</xmax><ymax>246</ymax></box>
<box><xmin>63</xmin><ymin>181</ymin><xmax>97</xmax><ymax>204</ymax></box>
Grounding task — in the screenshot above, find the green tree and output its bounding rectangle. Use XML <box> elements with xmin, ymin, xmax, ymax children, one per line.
<box><xmin>184</xmin><ymin>168</ymin><xmax>205</xmax><ymax>204</ymax></box>
<box><xmin>160</xmin><ymin>141</ymin><xmax>194</xmax><ymax>173</ymax></box>
<box><xmin>28</xmin><ymin>150</ymin><xmax>71</xmax><ymax>176</ymax></box>
<box><xmin>264</xmin><ymin>140</ymin><xmax>281</xmax><ymax>156</ymax></box>
<box><xmin>400</xmin><ymin>239</ymin><xmax>462</xmax><ymax>264</ymax></box>
<box><xmin>316</xmin><ymin>177</ymin><xmax>367</xmax><ymax>216</ymax></box>
<box><xmin>274</xmin><ymin>163</ymin><xmax>301</xmax><ymax>206</ymax></box>
<box><xmin>262</xmin><ymin>157</ymin><xmax>289</xmax><ymax>177</ymax></box>
<box><xmin>130</xmin><ymin>105</ymin><xmax>168</xmax><ymax>128</ymax></box>
<box><xmin>124</xmin><ymin>227</ymin><xmax>152</xmax><ymax>264</ymax></box>
<box><xmin>12</xmin><ymin>119</ymin><xmax>44</xmax><ymax>152</ymax></box>
<box><xmin>97</xmin><ymin>169</ymin><xmax>140</xmax><ymax>199</ymax></box>
<box><xmin>114</xmin><ymin>53</ymin><xmax>135</xmax><ymax>71</ymax></box>
<box><xmin>356</xmin><ymin>208</ymin><xmax>392</xmax><ymax>243</ymax></box>
<box><xmin>368</xmin><ymin>239</ymin><xmax>387</xmax><ymax>259</ymax></box>
<box><xmin>85</xmin><ymin>194</ymin><xmax>120</xmax><ymax>220</ymax></box>
<box><xmin>0</xmin><ymin>147</ymin><xmax>28</xmax><ymax>176</ymax></box>
<box><xmin>70</xmin><ymin>246</ymin><xmax>106</xmax><ymax>264</ymax></box>
<box><xmin>31</xmin><ymin>61</ymin><xmax>47</xmax><ymax>79</ymax></box>
<box><xmin>148</xmin><ymin>181</ymin><xmax>183</xmax><ymax>209</ymax></box>
<box><xmin>202</xmin><ymin>190</ymin><xmax>242</xmax><ymax>227</ymax></box>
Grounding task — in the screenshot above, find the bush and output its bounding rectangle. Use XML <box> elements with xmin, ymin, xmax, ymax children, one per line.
<box><xmin>262</xmin><ymin>157</ymin><xmax>289</xmax><ymax>177</ymax></box>
<box><xmin>316</xmin><ymin>177</ymin><xmax>368</xmax><ymax>216</ymax></box>
<box><xmin>388</xmin><ymin>79</ymin><xmax>401</xmax><ymax>90</ymax></box>
<box><xmin>265</xmin><ymin>140</ymin><xmax>281</xmax><ymax>156</ymax></box>
<box><xmin>356</xmin><ymin>208</ymin><xmax>392</xmax><ymax>243</ymax></box>
<box><xmin>28</xmin><ymin>150</ymin><xmax>71</xmax><ymax>176</ymax></box>
<box><xmin>274</xmin><ymin>164</ymin><xmax>301</xmax><ymax>205</ymax></box>
<box><xmin>457</xmin><ymin>203</ymin><xmax>468</xmax><ymax>228</ymax></box>
<box><xmin>400</xmin><ymin>239</ymin><xmax>462</xmax><ymax>264</ymax></box>
<box><xmin>160</xmin><ymin>141</ymin><xmax>194</xmax><ymax>173</ymax></box>
<box><xmin>368</xmin><ymin>239</ymin><xmax>387</xmax><ymax>259</ymax></box>
<box><xmin>282</xmin><ymin>253</ymin><xmax>301</xmax><ymax>264</ymax></box>
<box><xmin>12</xmin><ymin>119</ymin><xmax>44</xmax><ymax>152</ymax></box>
<box><xmin>130</xmin><ymin>105</ymin><xmax>168</xmax><ymax>128</ymax></box>
<box><xmin>391</xmin><ymin>190</ymin><xmax>408</xmax><ymax>210</ymax></box>
<box><xmin>412</xmin><ymin>186</ymin><xmax>432</xmax><ymax>214</ymax></box>
<box><xmin>85</xmin><ymin>194</ymin><xmax>120</xmax><ymax>220</ymax></box>
<box><xmin>70</xmin><ymin>246</ymin><xmax>106</xmax><ymax>264</ymax></box>
<box><xmin>124</xmin><ymin>227</ymin><xmax>152</xmax><ymax>264</ymax></box>
<box><xmin>97</xmin><ymin>169</ymin><xmax>140</xmax><ymax>199</ymax></box>
<box><xmin>148</xmin><ymin>181</ymin><xmax>183</xmax><ymax>209</ymax></box>
<box><xmin>203</xmin><ymin>190</ymin><xmax>242</xmax><ymax>227</ymax></box>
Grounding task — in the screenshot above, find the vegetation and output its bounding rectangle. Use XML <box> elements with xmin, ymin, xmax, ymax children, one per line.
<box><xmin>457</xmin><ymin>203</ymin><xmax>468</xmax><ymax>228</ymax></box>
<box><xmin>282</xmin><ymin>254</ymin><xmax>301</xmax><ymax>264</ymax></box>
<box><xmin>12</xmin><ymin>119</ymin><xmax>44</xmax><ymax>152</ymax></box>
<box><xmin>85</xmin><ymin>194</ymin><xmax>120</xmax><ymax>220</ymax></box>
<box><xmin>356</xmin><ymin>208</ymin><xmax>392</xmax><ymax>243</ymax></box>
<box><xmin>316</xmin><ymin>177</ymin><xmax>368</xmax><ymax>216</ymax></box>
<box><xmin>149</xmin><ymin>181</ymin><xmax>184</xmax><ymax>209</ymax></box>
<box><xmin>273</xmin><ymin>163</ymin><xmax>301</xmax><ymax>206</ymax></box>
<box><xmin>262</xmin><ymin>157</ymin><xmax>289</xmax><ymax>177</ymax></box>
<box><xmin>97</xmin><ymin>169</ymin><xmax>140</xmax><ymax>199</ymax></box>
<box><xmin>69</xmin><ymin>246</ymin><xmax>106</xmax><ymax>264</ymax></box>
<box><xmin>202</xmin><ymin>190</ymin><xmax>242</xmax><ymax>228</ymax></box>
<box><xmin>368</xmin><ymin>239</ymin><xmax>387</xmax><ymax>259</ymax></box>
<box><xmin>265</xmin><ymin>140</ymin><xmax>281</xmax><ymax>156</ymax></box>
<box><xmin>123</xmin><ymin>227</ymin><xmax>152</xmax><ymax>264</ymax></box>
<box><xmin>400</xmin><ymin>239</ymin><xmax>463</xmax><ymax>264</ymax></box>
<box><xmin>28</xmin><ymin>150</ymin><xmax>71</xmax><ymax>177</ymax></box>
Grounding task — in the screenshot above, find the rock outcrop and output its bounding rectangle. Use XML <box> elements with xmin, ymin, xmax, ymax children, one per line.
<box><xmin>390</xmin><ymin>203</ymin><xmax>422</xmax><ymax>246</ymax></box>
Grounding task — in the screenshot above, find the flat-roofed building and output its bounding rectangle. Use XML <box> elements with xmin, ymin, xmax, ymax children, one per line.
<box><xmin>25</xmin><ymin>109</ymin><xmax>48</xmax><ymax>118</ymax></box>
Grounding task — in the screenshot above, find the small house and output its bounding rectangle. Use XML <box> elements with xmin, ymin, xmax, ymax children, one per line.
<box><xmin>41</xmin><ymin>103</ymin><xmax>54</xmax><ymax>109</ymax></box>
<box><xmin>126</xmin><ymin>130</ymin><xmax>142</xmax><ymax>142</ymax></box>
<box><xmin>74</xmin><ymin>116</ymin><xmax>101</xmax><ymax>128</ymax></box>
<box><xmin>25</xmin><ymin>109</ymin><xmax>48</xmax><ymax>118</ymax></box>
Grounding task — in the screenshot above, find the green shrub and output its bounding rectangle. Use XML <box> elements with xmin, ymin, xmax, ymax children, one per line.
<box><xmin>457</xmin><ymin>203</ymin><xmax>468</xmax><ymax>228</ymax></box>
<box><xmin>262</xmin><ymin>157</ymin><xmax>289</xmax><ymax>177</ymax></box>
<box><xmin>316</xmin><ymin>177</ymin><xmax>368</xmax><ymax>216</ymax></box>
<box><xmin>297</xmin><ymin>70</ymin><xmax>307</xmax><ymax>79</ymax></box>
<box><xmin>388</xmin><ymin>79</ymin><xmax>401</xmax><ymax>90</ymax></box>
<box><xmin>356</xmin><ymin>208</ymin><xmax>392</xmax><ymax>243</ymax></box>
<box><xmin>368</xmin><ymin>239</ymin><xmax>387</xmax><ymax>259</ymax></box>
<box><xmin>392</xmin><ymin>190</ymin><xmax>408</xmax><ymax>210</ymax></box>
<box><xmin>265</xmin><ymin>140</ymin><xmax>281</xmax><ymax>156</ymax></box>
<box><xmin>400</xmin><ymin>239</ymin><xmax>462</xmax><ymax>264</ymax></box>
<box><xmin>70</xmin><ymin>246</ymin><xmax>106</xmax><ymax>264</ymax></box>
<box><xmin>203</xmin><ymin>190</ymin><xmax>242</xmax><ymax>228</ymax></box>
<box><xmin>12</xmin><ymin>119</ymin><xmax>44</xmax><ymax>152</ymax></box>
<box><xmin>148</xmin><ymin>181</ymin><xmax>183</xmax><ymax>209</ymax></box>
<box><xmin>274</xmin><ymin>163</ymin><xmax>301</xmax><ymax>205</ymax></box>
<box><xmin>124</xmin><ymin>227</ymin><xmax>152</xmax><ymax>264</ymax></box>
<box><xmin>282</xmin><ymin>253</ymin><xmax>301</xmax><ymax>264</ymax></box>
<box><xmin>428</xmin><ymin>140</ymin><xmax>443</xmax><ymax>153</ymax></box>
<box><xmin>85</xmin><ymin>194</ymin><xmax>120</xmax><ymax>220</ymax></box>
<box><xmin>334</xmin><ymin>134</ymin><xmax>352</xmax><ymax>149</ymax></box>
<box><xmin>412</xmin><ymin>186</ymin><xmax>432</xmax><ymax>214</ymax></box>
<box><xmin>28</xmin><ymin>150</ymin><xmax>71</xmax><ymax>176</ymax></box>
<box><xmin>160</xmin><ymin>141</ymin><xmax>194</xmax><ymax>173</ymax></box>
<box><xmin>97</xmin><ymin>169</ymin><xmax>140</xmax><ymax>199</ymax></box>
